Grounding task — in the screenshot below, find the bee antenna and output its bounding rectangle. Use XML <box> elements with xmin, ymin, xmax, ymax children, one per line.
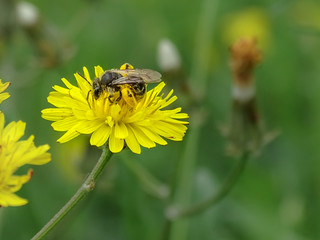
<box><xmin>77</xmin><ymin>72</ymin><xmax>91</xmax><ymax>86</ymax></box>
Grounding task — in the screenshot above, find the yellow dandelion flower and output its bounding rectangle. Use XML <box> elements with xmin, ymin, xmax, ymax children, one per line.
<box><xmin>0</xmin><ymin>79</ymin><xmax>10</xmax><ymax>104</ymax></box>
<box><xmin>0</xmin><ymin>112</ymin><xmax>51</xmax><ymax>207</ymax></box>
<box><xmin>42</xmin><ymin>64</ymin><xmax>189</xmax><ymax>154</ymax></box>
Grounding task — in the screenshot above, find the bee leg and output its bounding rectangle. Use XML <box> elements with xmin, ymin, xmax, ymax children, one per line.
<box><xmin>108</xmin><ymin>95</ymin><xmax>114</xmax><ymax>104</ymax></box>
<box><xmin>86</xmin><ymin>91</ymin><xmax>93</xmax><ymax>108</ymax></box>
<box><xmin>116</xmin><ymin>90</ymin><xmax>122</xmax><ymax>102</ymax></box>
<box><xmin>86</xmin><ymin>91</ymin><xmax>90</xmax><ymax>102</ymax></box>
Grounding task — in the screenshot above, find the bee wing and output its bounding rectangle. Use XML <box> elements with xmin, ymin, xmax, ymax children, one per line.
<box><xmin>111</xmin><ymin>69</ymin><xmax>162</xmax><ymax>84</ymax></box>
<box><xmin>110</xmin><ymin>75</ymin><xmax>145</xmax><ymax>86</ymax></box>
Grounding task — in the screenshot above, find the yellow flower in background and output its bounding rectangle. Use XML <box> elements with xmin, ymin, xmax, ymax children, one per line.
<box><xmin>222</xmin><ymin>7</ymin><xmax>271</xmax><ymax>49</ymax></box>
<box><xmin>0</xmin><ymin>112</ymin><xmax>51</xmax><ymax>207</ymax></box>
<box><xmin>0</xmin><ymin>79</ymin><xmax>10</xmax><ymax>104</ymax></box>
<box><xmin>42</xmin><ymin>64</ymin><xmax>189</xmax><ymax>154</ymax></box>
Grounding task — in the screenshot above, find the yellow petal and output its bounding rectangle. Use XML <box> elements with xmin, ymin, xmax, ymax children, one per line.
<box><xmin>61</xmin><ymin>77</ymin><xmax>74</xmax><ymax>89</ymax></box>
<box><xmin>126</xmin><ymin>111</ymin><xmax>145</xmax><ymax>123</ymax></box>
<box><xmin>94</xmin><ymin>65</ymin><xmax>104</xmax><ymax>78</ymax></box>
<box><xmin>74</xmin><ymin>72</ymin><xmax>92</xmax><ymax>98</ymax></box>
<box><xmin>0</xmin><ymin>111</ymin><xmax>4</xmax><ymax>135</ymax></box>
<box><xmin>160</xmin><ymin>95</ymin><xmax>177</xmax><ymax>109</ymax></box>
<box><xmin>172</xmin><ymin>112</ymin><xmax>189</xmax><ymax>119</ymax></box>
<box><xmin>0</xmin><ymin>80</ymin><xmax>10</xmax><ymax>93</ymax></box>
<box><xmin>147</xmin><ymin>82</ymin><xmax>166</xmax><ymax>103</ymax></box>
<box><xmin>139</xmin><ymin>126</ymin><xmax>167</xmax><ymax>145</ymax></box>
<box><xmin>76</xmin><ymin>120</ymin><xmax>104</xmax><ymax>134</ymax></box>
<box><xmin>163</xmin><ymin>89</ymin><xmax>174</xmax><ymax>101</ymax></box>
<box><xmin>41</xmin><ymin>108</ymin><xmax>73</xmax><ymax>121</ymax></box>
<box><xmin>90</xmin><ymin>124</ymin><xmax>111</xmax><ymax>146</ymax></box>
<box><xmin>83</xmin><ymin>66</ymin><xmax>92</xmax><ymax>82</ymax></box>
<box><xmin>129</xmin><ymin>125</ymin><xmax>156</xmax><ymax>148</ymax></box>
<box><xmin>162</xmin><ymin>118</ymin><xmax>189</xmax><ymax>125</ymax></box>
<box><xmin>73</xmin><ymin>108</ymin><xmax>91</xmax><ymax>120</ymax></box>
<box><xmin>6</xmin><ymin>170</ymin><xmax>32</xmax><ymax>192</ymax></box>
<box><xmin>114</xmin><ymin>121</ymin><xmax>128</xmax><ymax>139</ymax></box>
<box><xmin>152</xmin><ymin>121</ymin><xmax>187</xmax><ymax>140</ymax></box>
<box><xmin>57</xmin><ymin>128</ymin><xmax>80</xmax><ymax>143</ymax></box>
<box><xmin>51</xmin><ymin>117</ymin><xmax>79</xmax><ymax>131</ymax></box>
<box><xmin>109</xmin><ymin>128</ymin><xmax>124</xmax><ymax>153</ymax></box>
<box><xmin>0</xmin><ymin>92</ymin><xmax>10</xmax><ymax>104</ymax></box>
<box><xmin>69</xmin><ymin>87</ymin><xmax>87</xmax><ymax>104</ymax></box>
<box><xmin>125</xmin><ymin>126</ymin><xmax>141</xmax><ymax>154</ymax></box>
<box><xmin>52</xmin><ymin>85</ymin><xmax>69</xmax><ymax>94</ymax></box>
<box><xmin>47</xmin><ymin>92</ymin><xmax>70</xmax><ymax>107</ymax></box>
<box><xmin>10</xmin><ymin>136</ymin><xmax>35</xmax><ymax>166</ymax></box>
<box><xmin>3</xmin><ymin>121</ymin><xmax>25</xmax><ymax>145</ymax></box>
<box><xmin>9</xmin><ymin>135</ymin><xmax>50</xmax><ymax>166</ymax></box>
<box><xmin>20</xmin><ymin>146</ymin><xmax>51</xmax><ymax>165</ymax></box>
<box><xmin>25</xmin><ymin>145</ymin><xmax>51</xmax><ymax>165</ymax></box>
<box><xmin>0</xmin><ymin>192</ymin><xmax>28</xmax><ymax>207</ymax></box>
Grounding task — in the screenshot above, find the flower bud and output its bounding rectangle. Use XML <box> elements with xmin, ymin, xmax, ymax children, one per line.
<box><xmin>157</xmin><ymin>38</ymin><xmax>181</xmax><ymax>72</ymax></box>
<box><xmin>224</xmin><ymin>38</ymin><xmax>264</xmax><ymax>156</ymax></box>
<box><xmin>15</xmin><ymin>1</ymin><xmax>39</xmax><ymax>28</ymax></box>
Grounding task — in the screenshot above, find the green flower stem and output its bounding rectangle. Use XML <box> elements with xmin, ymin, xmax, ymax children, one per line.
<box><xmin>120</xmin><ymin>154</ymin><xmax>169</xmax><ymax>199</ymax></box>
<box><xmin>167</xmin><ymin>151</ymin><xmax>249</xmax><ymax>219</ymax></box>
<box><xmin>167</xmin><ymin>0</ymin><xmax>219</xmax><ymax>239</ymax></box>
<box><xmin>31</xmin><ymin>146</ymin><xmax>113</xmax><ymax>240</ymax></box>
<box><xmin>165</xmin><ymin>115</ymin><xmax>201</xmax><ymax>240</ymax></box>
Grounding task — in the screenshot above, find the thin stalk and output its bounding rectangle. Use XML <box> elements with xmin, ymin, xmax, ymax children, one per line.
<box><xmin>31</xmin><ymin>146</ymin><xmax>113</xmax><ymax>240</ymax></box>
<box><xmin>166</xmin><ymin>119</ymin><xmax>201</xmax><ymax>240</ymax></box>
<box><xmin>166</xmin><ymin>0</ymin><xmax>219</xmax><ymax>239</ymax></box>
<box><xmin>167</xmin><ymin>151</ymin><xmax>249</xmax><ymax>219</ymax></box>
<box><xmin>120</xmin><ymin>155</ymin><xmax>169</xmax><ymax>200</ymax></box>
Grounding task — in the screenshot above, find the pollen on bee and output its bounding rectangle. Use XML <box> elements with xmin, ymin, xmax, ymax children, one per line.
<box><xmin>121</xmin><ymin>86</ymin><xmax>137</xmax><ymax>107</ymax></box>
<box><xmin>120</xmin><ymin>63</ymin><xmax>134</xmax><ymax>70</ymax></box>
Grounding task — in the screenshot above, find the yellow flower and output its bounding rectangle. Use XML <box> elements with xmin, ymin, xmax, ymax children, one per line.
<box><xmin>42</xmin><ymin>64</ymin><xmax>189</xmax><ymax>154</ymax></box>
<box><xmin>0</xmin><ymin>112</ymin><xmax>51</xmax><ymax>207</ymax></box>
<box><xmin>222</xmin><ymin>7</ymin><xmax>270</xmax><ymax>49</ymax></box>
<box><xmin>0</xmin><ymin>79</ymin><xmax>10</xmax><ymax>104</ymax></box>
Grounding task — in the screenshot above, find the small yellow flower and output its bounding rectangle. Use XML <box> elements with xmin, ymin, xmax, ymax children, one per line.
<box><xmin>0</xmin><ymin>79</ymin><xmax>10</xmax><ymax>104</ymax></box>
<box><xmin>42</xmin><ymin>64</ymin><xmax>189</xmax><ymax>154</ymax></box>
<box><xmin>0</xmin><ymin>112</ymin><xmax>51</xmax><ymax>207</ymax></box>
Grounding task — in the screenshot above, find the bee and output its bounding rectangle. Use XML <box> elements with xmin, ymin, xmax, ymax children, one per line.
<box><xmin>91</xmin><ymin>63</ymin><xmax>162</xmax><ymax>107</ymax></box>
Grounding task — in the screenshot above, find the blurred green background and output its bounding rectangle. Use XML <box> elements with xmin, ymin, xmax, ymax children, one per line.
<box><xmin>1</xmin><ymin>0</ymin><xmax>320</xmax><ymax>239</ymax></box>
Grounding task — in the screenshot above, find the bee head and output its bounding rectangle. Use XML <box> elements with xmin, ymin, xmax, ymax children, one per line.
<box><xmin>92</xmin><ymin>78</ymin><xmax>101</xmax><ymax>99</ymax></box>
